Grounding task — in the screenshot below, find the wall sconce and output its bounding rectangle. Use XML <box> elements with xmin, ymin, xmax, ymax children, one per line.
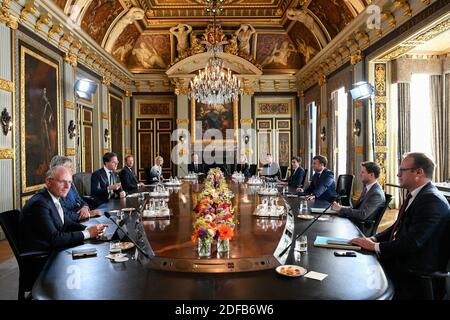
<box><xmin>68</xmin><ymin>120</ymin><xmax>77</xmax><ymax>139</ymax></box>
<box><xmin>104</xmin><ymin>128</ymin><xmax>110</xmax><ymax>143</ymax></box>
<box><xmin>1</xmin><ymin>108</ymin><xmax>12</xmax><ymax>136</ymax></box>
<box><xmin>353</xmin><ymin>119</ymin><xmax>361</xmax><ymax>137</ymax></box>
<box><xmin>244</xmin><ymin>135</ymin><xmax>250</xmax><ymax>145</ymax></box>
<box><xmin>320</xmin><ymin>126</ymin><xmax>326</xmax><ymax>141</ymax></box>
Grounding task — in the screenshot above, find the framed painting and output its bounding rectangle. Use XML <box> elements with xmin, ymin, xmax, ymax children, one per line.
<box><xmin>109</xmin><ymin>93</ymin><xmax>124</xmax><ymax>167</ymax></box>
<box><xmin>190</xmin><ymin>98</ymin><xmax>239</xmax><ymax>144</ymax></box>
<box><xmin>20</xmin><ymin>43</ymin><xmax>61</xmax><ymax>193</ymax></box>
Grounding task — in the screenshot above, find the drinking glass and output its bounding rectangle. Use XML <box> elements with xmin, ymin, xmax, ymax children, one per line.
<box><xmin>295</xmin><ymin>235</ymin><xmax>308</xmax><ymax>253</ymax></box>
<box><xmin>110</xmin><ymin>240</ymin><xmax>122</xmax><ymax>254</ymax></box>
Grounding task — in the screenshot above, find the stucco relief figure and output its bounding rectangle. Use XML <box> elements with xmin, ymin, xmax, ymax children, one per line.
<box><xmin>170</xmin><ymin>24</ymin><xmax>193</xmax><ymax>57</ymax></box>
<box><xmin>224</xmin><ymin>34</ymin><xmax>239</xmax><ymax>55</ymax></box>
<box><xmin>235</xmin><ymin>24</ymin><xmax>255</xmax><ymax>56</ymax></box>
<box><xmin>261</xmin><ymin>41</ymin><xmax>296</xmax><ymax>67</ymax></box>
<box><xmin>190</xmin><ymin>34</ymin><xmax>206</xmax><ymax>55</ymax></box>
<box><xmin>113</xmin><ymin>38</ymin><xmax>134</xmax><ymax>62</ymax></box>
<box><xmin>132</xmin><ymin>42</ymin><xmax>167</xmax><ymax>69</ymax></box>
<box><xmin>296</xmin><ymin>39</ymin><xmax>318</xmax><ymax>64</ymax></box>
<box><xmin>105</xmin><ymin>7</ymin><xmax>144</xmax><ymax>52</ymax></box>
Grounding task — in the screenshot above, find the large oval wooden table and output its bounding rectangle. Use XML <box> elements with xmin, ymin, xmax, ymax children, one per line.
<box><xmin>32</xmin><ymin>180</ymin><xmax>394</xmax><ymax>299</ymax></box>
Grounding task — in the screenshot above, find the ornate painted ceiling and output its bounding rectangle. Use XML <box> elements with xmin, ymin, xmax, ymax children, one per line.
<box><xmin>52</xmin><ymin>0</ymin><xmax>370</xmax><ymax>75</ymax></box>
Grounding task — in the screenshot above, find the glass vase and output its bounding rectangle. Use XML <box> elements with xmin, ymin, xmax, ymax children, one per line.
<box><xmin>197</xmin><ymin>238</ymin><xmax>212</xmax><ymax>257</ymax></box>
<box><xmin>217</xmin><ymin>238</ymin><xmax>230</xmax><ymax>253</ymax></box>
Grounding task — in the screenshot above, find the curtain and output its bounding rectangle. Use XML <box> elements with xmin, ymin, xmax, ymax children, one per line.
<box><xmin>397</xmin><ymin>83</ymin><xmax>411</xmax><ymax>159</ymax></box>
<box><xmin>430</xmin><ymin>75</ymin><xmax>449</xmax><ymax>182</ymax></box>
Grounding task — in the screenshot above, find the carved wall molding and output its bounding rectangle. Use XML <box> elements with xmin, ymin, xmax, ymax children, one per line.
<box><xmin>0</xmin><ymin>78</ymin><xmax>14</xmax><ymax>92</ymax></box>
<box><xmin>176</xmin><ymin>118</ymin><xmax>189</xmax><ymax>126</ymax></box>
<box><xmin>65</xmin><ymin>148</ymin><xmax>76</xmax><ymax>156</ymax></box>
<box><xmin>240</xmin><ymin>118</ymin><xmax>253</xmax><ymax>126</ymax></box>
<box><xmin>64</xmin><ymin>100</ymin><xmax>75</xmax><ymax>110</ymax></box>
<box><xmin>0</xmin><ymin>148</ymin><xmax>14</xmax><ymax>159</ymax></box>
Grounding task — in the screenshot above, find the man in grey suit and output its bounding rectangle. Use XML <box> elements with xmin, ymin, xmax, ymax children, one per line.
<box><xmin>331</xmin><ymin>161</ymin><xmax>385</xmax><ymax>222</ymax></box>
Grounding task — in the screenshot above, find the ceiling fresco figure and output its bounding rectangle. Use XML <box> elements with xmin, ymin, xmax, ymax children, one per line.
<box><xmin>170</xmin><ymin>23</ymin><xmax>193</xmax><ymax>57</ymax></box>
<box><xmin>113</xmin><ymin>38</ymin><xmax>135</xmax><ymax>62</ymax></box>
<box><xmin>296</xmin><ymin>38</ymin><xmax>318</xmax><ymax>64</ymax></box>
<box><xmin>132</xmin><ymin>42</ymin><xmax>167</xmax><ymax>69</ymax></box>
<box><xmin>105</xmin><ymin>7</ymin><xmax>144</xmax><ymax>52</ymax></box>
<box><xmin>261</xmin><ymin>40</ymin><xmax>297</xmax><ymax>67</ymax></box>
<box><xmin>235</xmin><ymin>24</ymin><xmax>256</xmax><ymax>56</ymax></box>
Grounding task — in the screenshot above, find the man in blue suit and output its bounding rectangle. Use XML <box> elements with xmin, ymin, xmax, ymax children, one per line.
<box><xmin>91</xmin><ymin>152</ymin><xmax>126</xmax><ymax>206</ymax></box>
<box><xmin>297</xmin><ymin>155</ymin><xmax>336</xmax><ymax>202</ymax></box>
<box><xmin>350</xmin><ymin>152</ymin><xmax>450</xmax><ymax>299</ymax></box>
<box><xmin>50</xmin><ymin>155</ymin><xmax>101</xmax><ymax>222</ymax></box>
<box><xmin>280</xmin><ymin>156</ymin><xmax>305</xmax><ymax>189</ymax></box>
<box><xmin>19</xmin><ymin>166</ymin><xmax>107</xmax><ymax>252</ymax></box>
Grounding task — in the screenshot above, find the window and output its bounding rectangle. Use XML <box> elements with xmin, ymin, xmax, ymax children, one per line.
<box><xmin>308</xmin><ymin>102</ymin><xmax>317</xmax><ymax>170</ymax></box>
<box><xmin>410</xmin><ymin>74</ymin><xmax>432</xmax><ymax>156</ymax></box>
<box><xmin>336</xmin><ymin>87</ymin><xmax>348</xmax><ymax>175</ymax></box>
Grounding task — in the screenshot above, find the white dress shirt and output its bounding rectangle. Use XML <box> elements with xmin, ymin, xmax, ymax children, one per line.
<box><xmin>48</xmin><ymin>190</ymin><xmax>90</xmax><ymax>240</ymax></box>
<box><xmin>374</xmin><ymin>182</ymin><xmax>428</xmax><ymax>254</ymax></box>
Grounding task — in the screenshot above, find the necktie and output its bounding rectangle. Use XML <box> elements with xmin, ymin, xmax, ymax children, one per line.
<box><xmin>54</xmin><ymin>200</ymin><xmax>64</xmax><ymax>224</ymax></box>
<box><xmin>195</xmin><ymin>164</ymin><xmax>198</xmax><ymax>172</ymax></box>
<box><xmin>389</xmin><ymin>193</ymin><xmax>413</xmax><ymax>241</ymax></box>
<box><xmin>108</xmin><ymin>171</ymin><xmax>114</xmax><ymax>197</ymax></box>
<box><xmin>354</xmin><ymin>185</ymin><xmax>368</xmax><ymax>208</ymax></box>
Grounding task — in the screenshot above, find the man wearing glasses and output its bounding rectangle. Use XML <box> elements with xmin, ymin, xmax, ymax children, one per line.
<box><xmin>91</xmin><ymin>152</ymin><xmax>126</xmax><ymax>206</ymax></box>
<box><xmin>20</xmin><ymin>166</ymin><xmax>107</xmax><ymax>252</ymax></box>
<box><xmin>350</xmin><ymin>152</ymin><xmax>450</xmax><ymax>299</ymax></box>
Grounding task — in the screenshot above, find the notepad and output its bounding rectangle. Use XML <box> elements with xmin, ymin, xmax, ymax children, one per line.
<box><xmin>310</xmin><ymin>208</ymin><xmax>339</xmax><ymax>214</ymax></box>
<box><xmin>304</xmin><ymin>271</ymin><xmax>328</xmax><ymax>281</ymax></box>
<box><xmin>313</xmin><ymin>236</ymin><xmax>361</xmax><ymax>251</ymax></box>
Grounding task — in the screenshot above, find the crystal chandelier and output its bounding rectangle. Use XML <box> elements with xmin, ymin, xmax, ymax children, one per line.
<box><xmin>189</xmin><ymin>0</ymin><xmax>241</xmax><ymax>105</ymax></box>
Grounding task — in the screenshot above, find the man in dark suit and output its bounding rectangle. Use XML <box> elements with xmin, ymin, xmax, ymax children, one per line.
<box><xmin>350</xmin><ymin>152</ymin><xmax>450</xmax><ymax>299</ymax></box>
<box><xmin>119</xmin><ymin>154</ymin><xmax>144</xmax><ymax>192</ymax></box>
<box><xmin>50</xmin><ymin>155</ymin><xmax>101</xmax><ymax>222</ymax></box>
<box><xmin>332</xmin><ymin>161</ymin><xmax>385</xmax><ymax>222</ymax></box>
<box><xmin>187</xmin><ymin>153</ymin><xmax>205</xmax><ymax>175</ymax></box>
<box><xmin>280</xmin><ymin>156</ymin><xmax>305</xmax><ymax>189</ymax></box>
<box><xmin>297</xmin><ymin>155</ymin><xmax>337</xmax><ymax>202</ymax></box>
<box><xmin>19</xmin><ymin>166</ymin><xmax>107</xmax><ymax>252</ymax></box>
<box><xmin>91</xmin><ymin>152</ymin><xmax>126</xmax><ymax>206</ymax></box>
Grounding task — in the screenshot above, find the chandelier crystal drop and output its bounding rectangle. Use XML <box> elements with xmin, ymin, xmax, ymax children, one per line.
<box><xmin>189</xmin><ymin>0</ymin><xmax>241</xmax><ymax>105</ymax></box>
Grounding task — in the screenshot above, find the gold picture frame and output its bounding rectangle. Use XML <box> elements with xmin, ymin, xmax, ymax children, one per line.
<box><xmin>20</xmin><ymin>43</ymin><xmax>61</xmax><ymax>193</ymax></box>
<box><xmin>190</xmin><ymin>98</ymin><xmax>239</xmax><ymax>144</ymax></box>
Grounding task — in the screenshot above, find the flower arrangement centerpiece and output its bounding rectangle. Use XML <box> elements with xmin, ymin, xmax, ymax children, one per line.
<box><xmin>192</xmin><ymin>168</ymin><xmax>236</xmax><ymax>256</ymax></box>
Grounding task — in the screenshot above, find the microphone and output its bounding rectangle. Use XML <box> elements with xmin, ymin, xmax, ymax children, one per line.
<box><xmin>104</xmin><ymin>211</ymin><xmax>150</xmax><ymax>259</ymax></box>
<box><xmin>278</xmin><ymin>191</ymin><xmax>345</xmax><ymax>258</ymax></box>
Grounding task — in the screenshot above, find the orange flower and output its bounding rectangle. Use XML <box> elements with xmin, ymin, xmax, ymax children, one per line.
<box><xmin>218</xmin><ymin>225</ymin><xmax>234</xmax><ymax>240</ymax></box>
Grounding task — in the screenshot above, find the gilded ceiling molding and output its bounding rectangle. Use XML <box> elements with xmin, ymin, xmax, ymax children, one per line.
<box><xmin>392</xmin><ymin>0</ymin><xmax>412</xmax><ymax>17</ymax></box>
<box><xmin>0</xmin><ymin>1</ymin><xmax>18</xmax><ymax>29</ymax></box>
<box><xmin>64</xmin><ymin>52</ymin><xmax>78</xmax><ymax>67</ymax></box>
<box><xmin>47</xmin><ymin>23</ymin><xmax>62</xmax><ymax>41</ymax></box>
<box><xmin>350</xmin><ymin>49</ymin><xmax>364</xmax><ymax>65</ymax></box>
<box><xmin>0</xmin><ymin>148</ymin><xmax>14</xmax><ymax>159</ymax></box>
<box><xmin>102</xmin><ymin>76</ymin><xmax>111</xmax><ymax>86</ymax></box>
<box><xmin>0</xmin><ymin>78</ymin><xmax>14</xmax><ymax>92</ymax></box>
<box><xmin>35</xmin><ymin>14</ymin><xmax>50</xmax><ymax>32</ymax></box>
<box><xmin>125</xmin><ymin>91</ymin><xmax>132</xmax><ymax>97</ymax></box>
<box><xmin>20</xmin><ymin>3</ymin><xmax>37</xmax><ymax>22</ymax></box>
<box><xmin>318</xmin><ymin>75</ymin><xmax>326</xmax><ymax>86</ymax></box>
<box><xmin>104</xmin><ymin>7</ymin><xmax>145</xmax><ymax>52</ymax></box>
<box><xmin>377</xmin><ymin>17</ymin><xmax>450</xmax><ymax>61</ymax></box>
<box><xmin>59</xmin><ymin>34</ymin><xmax>74</xmax><ymax>49</ymax></box>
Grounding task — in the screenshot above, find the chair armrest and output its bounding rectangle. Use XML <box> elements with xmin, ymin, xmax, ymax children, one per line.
<box><xmin>19</xmin><ymin>251</ymin><xmax>49</xmax><ymax>259</ymax></box>
<box><xmin>408</xmin><ymin>269</ymin><xmax>450</xmax><ymax>278</ymax></box>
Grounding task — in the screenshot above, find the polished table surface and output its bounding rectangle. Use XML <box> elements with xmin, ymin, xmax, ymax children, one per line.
<box><xmin>32</xmin><ymin>180</ymin><xmax>394</xmax><ymax>299</ymax></box>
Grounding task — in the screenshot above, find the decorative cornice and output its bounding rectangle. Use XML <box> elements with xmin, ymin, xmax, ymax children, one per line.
<box><xmin>64</xmin><ymin>52</ymin><xmax>78</xmax><ymax>67</ymax></box>
<box><xmin>0</xmin><ymin>78</ymin><xmax>14</xmax><ymax>92</ymax></box>
<box><xmin>240</xmin><ymin>118</ymin><xmax>253</xmax><ymax>126</ymax></box>
<box><xmin>35</xmin><ymin>14</ymin><xmax>50</xmax><ymax>32</ymax></box>
<box><xmin>318</xmin><ymin>75</ymin><xmax>327</xmax><ymax>86</ymax></box>
<box><xmin>102</xmin><ymin>76</ymin><xmax>111</xmax><ymax>86</ymax></box>
<box><xmin>350</xmin><ymin>49</ymin><xmax>364</xmax><ymax>65</ymax></box>
<box><xmin>0</xmin><ymin>3</ymin><xmax>18</xmax><ymax>29</ymax></box>
<box><xmin>19</xmin><ymin>3</ymin><xmax>37</xmax><ymax>22</ymax></box>
<box><xmin>176</xmin><ymin>118</ymin><xmax>189</xmax><ymax>126</ymax></box>
<box><xmin>64</xmin><ymin>100</ymin><xmax>75</xmax><ymax>110</ymax></box>
<box><xmin>65</xmin><ymin>148</ymin><xmax>75</xmax><ymax>156</ymax></box>
<box><xmin>125</xmin><ymin>91</ymin><xmax>132</xmax><ymax>97</ymax></box>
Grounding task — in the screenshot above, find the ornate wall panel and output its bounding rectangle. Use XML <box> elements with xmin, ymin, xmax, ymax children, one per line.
<box><xmin>374</xmin><ymin>63</ymin><xmax>388</xmax><ymax>187</ymax></box>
